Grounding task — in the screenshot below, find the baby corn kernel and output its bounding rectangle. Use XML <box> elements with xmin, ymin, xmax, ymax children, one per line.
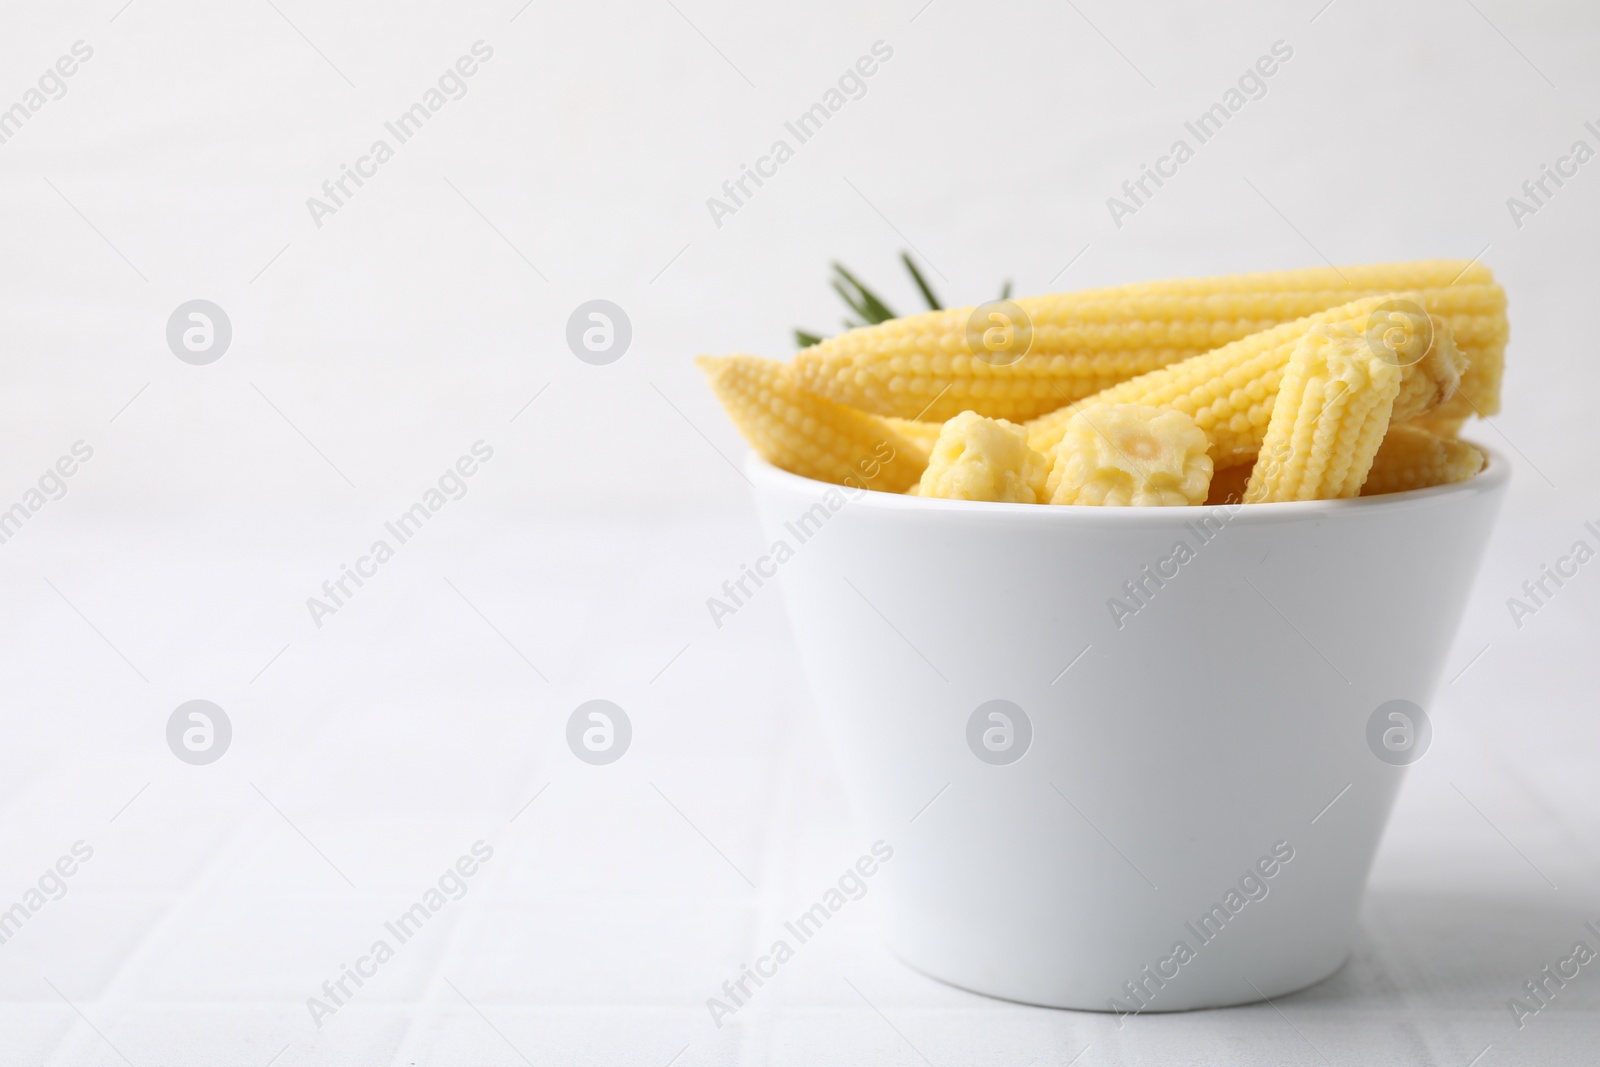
<box><xmin>916</xmin><ymin>411</ymin><xmax>1051</xmax><ymax>503</ymax></box>
<box><xmin>1244</xmin><ymin>324</ymin><xmax>1402</xmax><ymax>502</ymax></box>
<box><xmin>1361</xmin><ymin>424</ymin><xmax>1484</xmax><ymax>495</ymax></box>
<box><xmin>791</xmin><ymin>260</ymin><xmax>1506</xmax><ymax>423</ymax></box>
<box><xmin>1046</xmin><ymin>404</ymin><xmax>1212</xmax><ymax>506</ymax></box>
<box><xmin>695</xmin><ymin>355</ymin><xmax>929</xmax><ymax>493</ymax></box>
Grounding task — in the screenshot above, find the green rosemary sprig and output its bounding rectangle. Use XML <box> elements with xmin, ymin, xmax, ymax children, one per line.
<box><xmin>795</xmin><ymin>252</ymin><xmax>1012</xmax><ymax>349</ymax></box>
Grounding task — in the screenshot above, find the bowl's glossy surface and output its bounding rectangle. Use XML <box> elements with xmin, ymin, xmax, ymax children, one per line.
<box><xmin>749</xmin><ymin>450</ymin><xmax>1508</xmax><ymax>1011</ymax></box>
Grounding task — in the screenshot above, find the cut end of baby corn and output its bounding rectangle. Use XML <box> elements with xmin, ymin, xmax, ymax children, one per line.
<box><xmin>1390</xmin><ymin>315</ymin><xmax>1467</xmax><ymax>422</ymax></box>
<box><xmin>1361</xmin><ymin>298</ymin><xmax>1433</xmax><ymax>368</ymax></box>
<box><xmin>791</xmin><ymin>260</ymin><xmax>1507</xmax><ymax>423</ymax></box>
<box><xmin>1244</xmin><ymin>324</ymin><xmax>1402</xmax><ymax>503</ymax></box>
<box><xmin>1431</xmin><ymin>336</ymin><xmax>1504</xmax><ymax>421</ymax></box>
<box><xmin>1046</xmin><ymin>404</ymin><xmax>1212</xmax><ymax>506</ymax></box>
<box><xmin>1361</xmin><ymin>424</ymin><xmax>1484</xmax><ymax>496</ymax></box>
<box><xmin>916</xmin><ymin>411</ymin><xmax>1050</xmax><ymax>503</ymax></box>
<box><xmin>1027</xmin><ymin>293</ymin><xmax>1409</xmax><ymax>467</ymax></box>
<box><xmin>695</xmin><ymin>355</ymin><xmax>929</xmax><ymax>493</ymax></box>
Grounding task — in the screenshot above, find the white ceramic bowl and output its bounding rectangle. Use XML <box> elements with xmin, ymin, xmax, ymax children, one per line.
<box><xmin>748</xmin><ymin>449</ymin><xmax>1508</xmax><ymax>1012</ymax></box>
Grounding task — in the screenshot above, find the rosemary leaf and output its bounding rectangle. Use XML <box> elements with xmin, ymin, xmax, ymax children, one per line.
<box><xmin>830</xmin><ymin>278</ymin><xmax>873</xmax><ymax>324</ymax></box>
<box><xmin>831</xmin><ymin>263</ymin><xmax>897</xmax><ymax>324</ymax></box>
<box><xmin>901</xmin><ymin>252</ymin><xmax>942</xmax><ymax>310</ymax></box>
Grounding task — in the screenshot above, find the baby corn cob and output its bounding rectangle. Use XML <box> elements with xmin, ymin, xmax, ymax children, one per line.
<box><xmin>1243</xmin><ymin>324</ymin><xmax>1402</xmax><ymax>502</ymax></box>
<box><xmin>1361</xmin><ymin>424</ymin><xmax>1484</xmax><ymax>495</ymax></box>
<box><xmin>695</xmin><ymin>355</ymin><xmax>929</xmax><ymax>493</ymax></box>
<box><xmin>1025</xmin><ymin>294</ymin><xmax>1410</xmax><ymax>467</ymax></box>
<box><xmin>917</xmin><ymin>411</ymin><xmax>1051</xmax><ymax>503</ymax></box>
<box><xmin>791</xmin><ymin>261</ymin><xmax>1506</xmax><ymax>423</ymax></box>
<box><xmin>1046</xmin><ymin>404</ymin><xmax>1212</xmax><ymax>506</ymax></box>
<box><xmin>1430</xmin><ymin>334</ymin><xmax>1504</xmax><ymax>422</ymax></box>
<box><xmin>1390</xmin><ymin>315</ymin><xmax>1466</xmax><ymax>422</ymax></box>
<box><xmin>1402</xmin><ymin>411</ymin><xmax>1469</xmax><ymax>439</ymax></box>
<box><xmin>884</xmin><ymin>416</ymin><xmax>944</xmax><ymax>455</ymax></box>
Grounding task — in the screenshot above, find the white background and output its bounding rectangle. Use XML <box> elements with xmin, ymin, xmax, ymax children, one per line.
<box><xmin>1</xmin><ymin>0</ymin><xmax>1598</xmax><ymax>1063</ymax></box>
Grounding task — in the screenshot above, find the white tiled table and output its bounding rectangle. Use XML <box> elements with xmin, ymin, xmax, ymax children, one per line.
<box><xmin>2</xmin><ymin>503</ymin><xmax>1597</xmax><ymax>1066</ymax></box>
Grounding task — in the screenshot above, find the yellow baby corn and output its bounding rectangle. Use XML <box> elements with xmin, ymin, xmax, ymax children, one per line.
<box><xmin>1402</xmin><ymin>411</ymin><xmax>1469</xmax><ymax>439</ymax></box>
<box><xmin>884</xmin><ymin>416</ymin><xmax>944</xmax><ymax>455</ymax></box>
<box><xmin>1361</xmin><ymin>424</ymin><xmax>1484</xmax><ymax>496</ymax></box>
<box><xmin>1026</xmin><ymin>293</ymin><xmax>1411</xmax><ymax>467</ymax></box>
<box><xmin>1046</xmin><ymin>404</ymin><xmax>1212</xmax><ymax>506</ymax></box>
<box><xmin>1243</xmin><ymin>324</ymin><xmax>1402</xmax><ymax>503</ymax></box>
<box><xmin>917</xmin><ymin>411</ymin><xmax>1051</xmax><ymax>503</ymax></box>
<box><xmin>1432</xmin><ymin>334</ymin><xmax>1505</xmax><ymax>422</ymax></box>
<box><xmin>792</xmin><ymin>260</ymin><xmax>1506</xmax><ymax>423</ymax></box>
<box><xmin>695</xmin><ymin>355</ymin><xmax>928</xmax><ymax>493</ymax></box>
<box><xmin>1390</xmin><ymin>315</ymin><xmax>1466</xmax><ymax>422</ymax></box>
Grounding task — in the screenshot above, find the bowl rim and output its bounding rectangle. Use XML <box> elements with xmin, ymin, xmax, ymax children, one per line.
<box><xmin>745</xmin><ymin>444</ymin><xmax>1508</xmax><ymax>525</ymax></box>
